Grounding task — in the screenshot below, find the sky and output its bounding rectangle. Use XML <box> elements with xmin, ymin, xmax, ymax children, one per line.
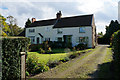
<box><xmin>0</xmin><ymin>0</ymin><xmax>119</xmax><ymax>34</ymax></box>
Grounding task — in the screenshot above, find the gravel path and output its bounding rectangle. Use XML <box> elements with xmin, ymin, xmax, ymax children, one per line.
<box><xmin>30</xmin><ymin>45</ymin><xmax>109</xmax><ymax>79</ymax></box>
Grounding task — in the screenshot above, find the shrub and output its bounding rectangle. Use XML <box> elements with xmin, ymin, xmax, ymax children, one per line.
<box><xmin>59</xmin><ymin>57</ymin><xmax>70</xmax><ymax>62</ymax></box>
<box><xmin>2</xmin><ymin>37</ymin><xmax>30</xmax><ymax>80</ymax></box>
<box><xmin>111</xmin><ymin>30</ymin><xmax>120</xmax><ymax>78</ymax></box>
<box><xmin>112</xmin><ymin>30</ymin><xmax>120</xmax><ymax>54</ymax></box>
<box><xmin>26</xmin><ymin>54</ymin><xmax>38</xmax><ymax>74</ymax></box>
<box><xmin>29</xmin><ymin>44</ymin><xmax>43</xmax><ymax>51</ymax></box>
<box><xmin>39</xmin><ymin>48</ymin><xmax>45</xmax><ymax>54</ymax></box>
<box><xmin>26</xmin><ymin>54</ymin><xmax>49</xmax><ymax>75</ymax></box>
<box><xmin>75</xmin><ymin>43</ymin><xmax>87</xmax><ymax>50</ymax></box>
<box><xmin>47</xmin><ymin>60</ymin><xmax>60</xmax><ymax>68</ymax></box>
<box><xmin>34</xmin><ymin>64</ymin><xmax>49</xmax><ymax>74</ymax></box>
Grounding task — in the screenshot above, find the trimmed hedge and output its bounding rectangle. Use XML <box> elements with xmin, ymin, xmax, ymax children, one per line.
<box><xmin>111</xmin><ymin>30</ymin><xmax>120</xmax><ymax>79</ymax></box>
<box><xmin>2</xmin><ymin>37</ymin><xmax>30</xmax><ymax>80</ymax></box>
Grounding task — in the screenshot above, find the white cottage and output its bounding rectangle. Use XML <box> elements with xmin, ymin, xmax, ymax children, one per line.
<box><xmin>25</xmin><ymin>11</ymin><xmax>97</xmax><ymax>48</ymax></box>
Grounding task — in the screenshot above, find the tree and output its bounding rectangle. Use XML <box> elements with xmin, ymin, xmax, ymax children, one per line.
<box><xmin>25</xmin><ymin>18</ymin><xmax>31</xmax><ymax>27</ymax></box>
<box><xmin>104</xmin><ymin>20</ymin><xmax>120</xmax><ymax>44</ymax></box>
<box><xmin>0</xmin><ymin>14</ymin><xmax>11</xmax><ymax>36</ymax></box>
<box><xmin>7</xmin><ymin>15</ymin><xmax>23</xmax><ymax>36</ymax></box>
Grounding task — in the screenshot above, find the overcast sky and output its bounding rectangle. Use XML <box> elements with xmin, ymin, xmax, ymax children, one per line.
<box><xmin>0</xmin><ymin>0</ymin><xmax>119</xmax><ymax>34</ymax></box>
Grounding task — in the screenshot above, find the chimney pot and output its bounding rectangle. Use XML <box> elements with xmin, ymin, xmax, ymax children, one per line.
<box><xmin>56</xmin><ymin>11</ymin><xmax>62</xmax><ymax>19</ymax></box>
<box><xmin>32</xmin><ymin>18</ymin><xmax>36</xmax><ymax>23</ymax></box>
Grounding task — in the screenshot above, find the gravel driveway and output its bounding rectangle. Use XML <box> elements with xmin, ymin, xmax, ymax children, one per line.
<box><xmin>29</xmin><ymin>45</ymin><xmax>110</xmax><ymax>79</ymax></box>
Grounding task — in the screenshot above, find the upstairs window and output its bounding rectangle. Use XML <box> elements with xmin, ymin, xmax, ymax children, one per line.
<box><xmin>79</xmin><ymin>27</ymin><xmax>85</xmax><ymax>33</ymax></box>
<box><xmin>29</xmin><ymin>29</ymin><xmax>35</xmax><ymax>33</ymax></box>
<box><xmin>57</xmin><ymin>29</ymin><xmax>62</xmax><ymax>34</ymax></box>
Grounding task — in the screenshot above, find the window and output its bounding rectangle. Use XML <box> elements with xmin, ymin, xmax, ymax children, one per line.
<box><xmin>28</xmin><ymin>36</ymin><xmax>35</xmax><ymax>44</ymax></box>
<box><xmin>57</xmin><ymin>29</ymin><xmax>62</xmax><ymax>34</ymax></box>
<box><xmin>57</xmin><ymin>37</ymin><xmax>62</xmax><ymax>42</ymax></box>
<box><xmin>79</xmin><ymin>27</ymin><xmax>85</xmax><ymax>33</ymax></box>
<box><xmin>78</xmin><ymin>37</ymin><xmax>88</xmax><ymax>43</ymax></box>
<box><xmin>29</xmin><ymin>29</ymin><xmax>35</xmax><ymax>33</ymax></box>
<box><xmin>79</xmin><ymin>37</ymin><xmax>85</xmax><ymax>43</ymax></box>
<box><xmin>45</xmin><ymin>27</ymin><xmax>50</xmax><ymax>32</ymax></box>
<box><xmin>45</xmin><ymin>38</ymin><xmax>50</xmax><ymax>41</ymax></box>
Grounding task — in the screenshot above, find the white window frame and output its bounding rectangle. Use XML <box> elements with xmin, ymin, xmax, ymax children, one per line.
<box><xmin>29</xmin><ymin>29</ymin><xmax>35</xmax><ymax>33</ymax></box>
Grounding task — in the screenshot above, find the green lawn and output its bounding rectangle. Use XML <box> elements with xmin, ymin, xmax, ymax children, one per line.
<box><xmin>27</xmin><ymin>52</ymin><xmax>68</xmax><ymax>65</ymax></box>
<box><xmin>27</xmin><ymin>48</ymin><xmax>93</xmax><ymax>65</ymax></box>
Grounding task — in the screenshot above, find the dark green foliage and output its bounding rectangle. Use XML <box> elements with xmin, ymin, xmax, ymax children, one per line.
<box><xmin>29</xmin><ymin>44</ymin><xmax>43</xmax><ymax>51</ymax></box>
<box><xmin>112</xmin><ymin>30</ymin><xmax>120</xmax><ymax>54</ymax></box>
<box><xmin>111</xmin><ymin>30</ymin><xmax>120</xmax><ymax>79</ymax></box>
<box><xmin>103</xmin><ymin>20</ymin><xmax>120</xmax><ymax>44</ymax></box>
<box><xmin>2</xmin><ymin>37</ymin><xmax>30</xmax><ymax>80</ymax></box>
<box><xmin>47</xmin><ymin>60</ymin><xmax>60</xmax><ymax>68</ymax></box>
<box><xmin>26</xmin><ymin>54</ymin><xmax>49</xmax><ymax>75</ymax></box>
<box><xmin>25</xmin><ymin>18</ymin><xmax>32</xmax><ymax>27</ymax></box>
<box><xmin>75</xmin><ymin>43</ymin><xmax>87</xmax><ymax>50</ymax></box>
<box><xmin>59</xmin><ymin>57</ymin><xmax>70</xmax><ymax>62</ymax></box>
<box><xmin>47</xmin><ymin>41</ymin><xmax>72</xmax><ymax>48</ymax></box>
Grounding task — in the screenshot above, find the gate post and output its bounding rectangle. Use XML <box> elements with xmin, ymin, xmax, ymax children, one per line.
<box><xmin>21</xmin><ymin>52</ymin><xmax>26</xmax><ymax>80</ymax></box>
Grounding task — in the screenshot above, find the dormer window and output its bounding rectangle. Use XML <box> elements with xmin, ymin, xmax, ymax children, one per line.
<box><xmin>79</xmin><ymin>27</ymin><xmax>85</xmax><ymax>33</ymax></box>
<box><xmin>29</xmin><ymin>29</ymin><xmax>35</xmax><ymax>33</ymax></box>
<box><xmin>57</xmin><ymin>29</ymin><xmax>62</xmax><ymax>34</ymax></box>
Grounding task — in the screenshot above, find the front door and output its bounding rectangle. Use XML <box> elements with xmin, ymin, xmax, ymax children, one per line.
<box><xmin>37</xmin><ymin>37</ymin><xmax>39</xmax><ymax>44</ymax></box>
<box><xmin>63</xmin><ymin>35</ymin><xmax>72</xmax><ymax>43</ymax></box>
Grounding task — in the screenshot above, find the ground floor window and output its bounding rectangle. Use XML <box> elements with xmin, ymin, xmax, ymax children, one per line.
<box><xmin>76</xmin><ymin>37</ymin><xmax>88</xmax><ymax>43</ymax></box>
<box><xmin>57</xmin><ymin>37</ymin><xmax>62</xmax><ymax>42</ymax></box>
<box><xmin>28</xmin><ymin>36</ymin><xmax>35</xmax><ymax>44</ymax></box>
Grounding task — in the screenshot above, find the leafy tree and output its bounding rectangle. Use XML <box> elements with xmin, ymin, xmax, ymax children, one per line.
<box><xmin>0</xmin><ymin>14</ymin><xmax>11</xmax><ymax>36</ymax></box>
<box><xmin>25</xmin><ymin>18</ymin><xmax>31</xmax><ymax>27</ymax></box>
<box><xmin>104</xmin><ymin>20</ymin><xmax>120</xmax><ymax>44</ymax></box>
<box><xmin>7</xmin><ymin>15</ymin><xmax>23</xmax><ymax>36</ymax></box>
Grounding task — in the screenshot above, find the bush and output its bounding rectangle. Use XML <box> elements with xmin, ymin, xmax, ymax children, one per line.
<box><xmin>29</xmin><ymin>44</ymin><xmax>43</xmax><ymax>51</ymax></box>
<box><xmin>47</xmin><ymin>60</ymin><xmax>60</xmax><ymax>68</ymax></box>
<box><xmin>26</xmin><ymin>54</ymin><xmax>38</xmax><ymax>74</ymax></box>
<box><xmin>2</xmin><ymin>37</ymin><xmax>30</xmax><ymax>80</ymax></box>
<box><xmin>111</xmin><ymin>30</ymin><xmax>120</xmax><ymax>79</ymax></box>
<box><xmin>59</xmin><ymin>57</ymin><xmax>70</xmax><ymax>62</ymax></box>
<box><xmin>34</xmin><ymin>64</ymin><xmax>49</xmax><ymax>74</ymax></box>
<box><xmin>112</xmin><ymin>30</ymin><xmax>120</xmax><ymax>54</ymax></box>
<box><xmin>26</xmin><ymin>54</ymin><xmax>49</xmax><ymax>75</ymax></box>
<box><xmin>75</xmin><ymin>43</ymin><xmax>87</xmax><ymax>50</ymax></box>
<box><xmin>39</xmin><ymin>48</ymin><xmax>45</xmax><ymax>54</ymax></box>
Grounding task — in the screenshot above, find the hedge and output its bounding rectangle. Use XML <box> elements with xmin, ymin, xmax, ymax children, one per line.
<box><xmin>111</xmin><ymin>30</ymin><xmax>120</xmax><ymax>79</ymax></box>
<box><xmin>2</xmin><ymin>37</ymin><xmax>30</xmax><ymax>80</ymax></box>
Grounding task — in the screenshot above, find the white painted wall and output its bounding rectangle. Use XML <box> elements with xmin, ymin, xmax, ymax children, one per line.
<box><xmin>26</xmin><ymin>25</ymin><xmax>93</xmax><ymax>47</ymax></box>
<box><xmin>118</xmin><ymin>1</ymin><xmax>120</xmax><ymax>22</ymax></box>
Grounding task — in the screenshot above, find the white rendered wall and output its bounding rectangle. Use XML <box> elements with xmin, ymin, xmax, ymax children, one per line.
<box><xmin>118</xmin><ymin>1</ymin><xmax>120</xmax><ymax>22</ymax></box>
<box><xmin>26</xmin><ymin>26</ymin><xmax>93</xmax><ymax>47</ymax></box>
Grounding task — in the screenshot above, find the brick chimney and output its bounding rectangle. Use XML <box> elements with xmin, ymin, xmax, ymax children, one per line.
<box><xmin>32</xmin><ymin>18</ymin><xmax>36</xmax><ymax>23</ymax></box>
<box><xmin>56</xmin><ymin>11</ymin><xmax>62</xmax><ymax>19</ymax></box>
